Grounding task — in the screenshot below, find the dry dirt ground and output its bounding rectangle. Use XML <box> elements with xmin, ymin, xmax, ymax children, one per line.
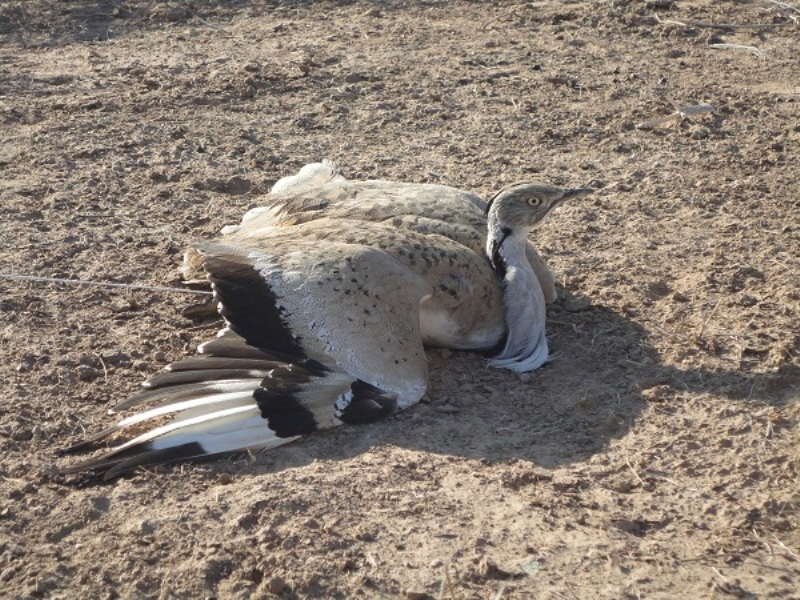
<box><xmin>1</xmin><ymin>1</ymin><xmax>798</xmax><ymax>598</ymax></box>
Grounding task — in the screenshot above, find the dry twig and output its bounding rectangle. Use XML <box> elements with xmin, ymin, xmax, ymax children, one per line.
<box><xmin>772</xmin><ymin>536</ymin><xmax>800</xmax><ymax>561</ymax></box>
<box><xmin>625</xmin><ymin>456</ymin><xmax>647</xmax><ymax>486</ymax></box>
<box><xmin>694</xmin><ymin>297</ymin><xmax>722</xmax><ymax>344</ymax></box>
<box><xmin>709</xmin><ymin>43</ymin><xmax>765</xmax><ymax>58</ymax></box>
<box><xmin>654</xmin><ymin>13</ymin><xmax>791</xmax><ymax>29</ymax></box>
<box><xmin>437</xmin><ymin>563</ymin><xmax>458</xmax><ymax>600</ymax></box>
<box><xmin>0</xmin><ymin>273</ymin><xmax>213</xmax><ymax>296</ymax></box>
<box><xmin>492</xmin><ymin>584</ymin><xmax>508</xmax><ymax>600</ymax></box>
<box><xmin>752</xmin><ymin>528</ymin><xmax>775</xmax><ymax>557</ymax></box>
<box><xmin>92</xmin><ymin>352</ymin><xmax>109</xmax><ymax>385</ymax></box>
<box><xmin>637</xmin><ymin>103</ymin><xmax>715</xmax><ymax>130</ymax></box>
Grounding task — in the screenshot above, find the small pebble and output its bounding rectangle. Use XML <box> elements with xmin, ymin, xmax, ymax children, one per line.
<box><xmin>265</xmin><ymin>576</ymin><xmax>285</xmax><ymax>595</ymax></box>
<box><xmin>101</xmin><ymin>351</ymin><xmax>130</xmax><ymax>365</ymax></box>
<box><xmin>78</xmin><ymin>354</ymin><xmax>101</xmax><ymax>368</ymax></box>
<box><xmin>11</xmin><ymin>428</ymin><xmax>33</xmax><ymax>442</ymax></box>
<box><xmin>341</xmin><ymin>558</ymin><xmax>357</xmax><ymax>571</ymax></box>
<box><xmin>77</xmin><ymin>366</ymin><xmax>102</xmax><ymax>382</ymax></box>
<box><xmin>562</xmin><ymin>296</ymin><xmax>591</xmax><ymax>312</ymax></box>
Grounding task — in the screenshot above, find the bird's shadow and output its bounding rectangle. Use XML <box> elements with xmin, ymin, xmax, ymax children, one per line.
<box><xmin>183</xmin><ymin>287</ymin><xmax>798</xmax><ymax>479</ymax></box>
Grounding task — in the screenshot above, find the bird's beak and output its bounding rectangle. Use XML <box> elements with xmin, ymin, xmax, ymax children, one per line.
<box><xmin>538</xmin><ymin>187</ymin><xmax>593</xmax><ymax>225</ymax></box>
<box><xmin>561</xmin><ymin>188</ymin><xmax>593</xmax><ymax>201</ymax></box>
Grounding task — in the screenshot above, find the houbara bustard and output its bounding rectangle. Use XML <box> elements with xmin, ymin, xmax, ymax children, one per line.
<box><xmin>64</xmin><ymin>162</ymin><xmax>591</xmax><ymax>478</ymax></box>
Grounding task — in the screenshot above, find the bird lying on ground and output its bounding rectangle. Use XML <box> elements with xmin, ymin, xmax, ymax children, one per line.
<box><xmin>63</xmin><ymin>162</ymin><xmax>591</xmax><ymax>478</ymax></box>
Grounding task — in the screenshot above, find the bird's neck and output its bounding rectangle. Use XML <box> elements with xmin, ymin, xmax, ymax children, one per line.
<box><xmin>485</xmin><ymin>214</ymin><xmax>549</xmax><ymax>372</ymax></box>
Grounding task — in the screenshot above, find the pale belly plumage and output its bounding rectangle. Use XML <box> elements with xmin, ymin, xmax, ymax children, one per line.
<box><xmin>419</xmin><ymin>303</ymin><xmax>505</xmax><ymax>350</ymax></box>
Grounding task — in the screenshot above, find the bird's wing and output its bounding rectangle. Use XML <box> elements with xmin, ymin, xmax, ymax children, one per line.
<box><xmin>62</xmin><ymin>239</ymin><xmax>432</xmax><ymax>479</ymax></box>
<box><xmin>202</xmin><ymin>239</ymin><xmax>433</xmax><ymax>405</ymax></box>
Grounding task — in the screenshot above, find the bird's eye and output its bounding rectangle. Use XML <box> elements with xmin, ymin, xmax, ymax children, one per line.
<box><xmin>527</xmin><ymin>197</ymin><xmax>542</xmax><ymax>207</ymax></box>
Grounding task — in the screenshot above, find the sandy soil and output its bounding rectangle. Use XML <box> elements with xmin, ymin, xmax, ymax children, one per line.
<box><xmin>1</xmin><ymin>1</ymin><xmax>798</xmax><ymax>598</ymax></box>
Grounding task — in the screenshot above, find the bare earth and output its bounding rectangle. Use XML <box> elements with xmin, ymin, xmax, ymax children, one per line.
<box><xmin>1</xmin><ymin>1</ymin><xmax>798</xmax><ymax>598</ymax></box>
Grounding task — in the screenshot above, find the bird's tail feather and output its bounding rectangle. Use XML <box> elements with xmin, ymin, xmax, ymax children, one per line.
<box><xmin>110</xmin><ymin>379</ymin><xmax>267</xmax><ymax>414</ymax></box>
<box><xmin>60</xmin><ymin>375</ymin><xmax>288</xmax><ymax>479</ymax></box>
<box><xmin>60</xmin><ymin>330</ymin><xmax>309</xmax><ymax>478</ymax></box>
<box><xmin>60</xmin><ymin>349</ymin><xmax>363</xmax><ymax>479</ymax></box>
<box><xmin>80</xmin><ymin>409</ymin><xmax>292</xmax><ymax>481</ymax></box>
<box><xmin>60</xmin><ymin>357</ymin><xmax>401</xmax><ymax>479</ymax></box>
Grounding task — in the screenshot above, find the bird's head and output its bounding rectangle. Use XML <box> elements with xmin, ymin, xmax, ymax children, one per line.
<box><xmin>485</xmin><ymin>182</ymin><xmax>592</xmax><ymax>230</ymax></box>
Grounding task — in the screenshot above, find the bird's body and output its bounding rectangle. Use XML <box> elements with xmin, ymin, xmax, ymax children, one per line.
<box><xmin>64</xmin><ymin>163</ymin><xmax>590</xmax><ymax>478</ymax></box>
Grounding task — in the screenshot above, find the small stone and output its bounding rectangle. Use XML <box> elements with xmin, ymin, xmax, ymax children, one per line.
<box><xmin>78</xmin><ymin>354</ymin><xmax>101</xmax><ymax>368</ymax></box>
<box><xmin>405</xmin><ymin>592</ymin><xmax>433</xmax><ymax>600</ymax></box>
<box><xmin>646</xmin><ymin>280</ymin><xmax>672</xmax><ymax>300</ymax></box>
<box><xmin>690</xmin><ymin>128</ymin><xmax>708</xmax><ymax>140</ymax></box>
<box><xmin>341</xmin><ymin>558</ymin><xmax>357</xmax><ymax>571</ymax></box>
<box><xmin>344</xmin><ymin>73</ymin><xmax>367</xmax><ymax>83</ymax></box>
<box><xmin>562</xmin><ymin>295</ymin><xmax>591</xmax><ymax>312</ymax></box>
<box><xmin>11</xmin><ymin>428</ymin><xmax>32</xmax><ymax>442</ymax></box>
<box><xmin>101</xmin><ymin>351</ymin><xmax>130</xmax><ymax>366</ymax></box>
<box><xmin>77</xmin><ymin>366</ymin><xmax>102</xmax><ymax>382</ymax></box>
<box><xmin>280</xmin><ymin>537</ymin><xmax>296</xmax><ymax>550</ymax></box>
<box><xmin>479</xmin><ymin>557</ymin><xmax>510</xmax><ymax>579</ymax></box>
<box><xmin>355</xmin><ymin>529</ymin><xmax>375</xmax><ymax>542</ymax></box>
<box><xmin>138</xmin><ymin>520</ymin><xmax>155</xmax><ymax>535</ymax></box>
